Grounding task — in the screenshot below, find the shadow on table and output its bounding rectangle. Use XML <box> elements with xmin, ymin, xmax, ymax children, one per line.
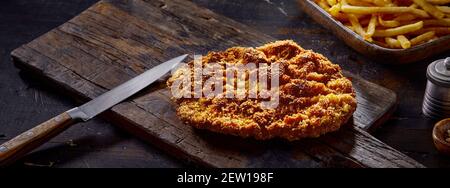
<box><xmin>10</xmin><ymin>136</ymin><xmax>119</xmax><ymax>168</ymax></box>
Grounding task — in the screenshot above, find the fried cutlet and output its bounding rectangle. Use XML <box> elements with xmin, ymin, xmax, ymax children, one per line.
<box><xmin>167</xmin><ymin>40</ymin><xmax>357</xmax><ymax>141</ymax></box>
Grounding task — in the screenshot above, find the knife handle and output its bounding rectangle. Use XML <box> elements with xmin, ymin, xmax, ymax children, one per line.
<box><xmin>0</xmin><ymin>111</ymin><xmax>76</xmax><ymax>166</ymax></box>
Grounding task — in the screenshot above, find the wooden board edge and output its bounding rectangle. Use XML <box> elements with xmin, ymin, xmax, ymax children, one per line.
<box><xmin>366</xmin><ymin>98</ymin><xmax>398</xmax><ymax>133</ymax></box>
<box><xmin>344</xmin><ymin>71</ymin><xmax>398</xmax><ymax>132</ymax></box>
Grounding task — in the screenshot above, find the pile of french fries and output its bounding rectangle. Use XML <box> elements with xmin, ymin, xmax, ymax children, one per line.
<box><xmin>314</xmin><ymin>0</ymin><xmax>450</xmax><ymax>49</ymax></box>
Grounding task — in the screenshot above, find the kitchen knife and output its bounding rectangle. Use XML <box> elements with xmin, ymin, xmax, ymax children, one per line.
<box><xmin>0</xmin><ymin>54</ymin><xmax>188</xmax><ymax>166</ymax></box>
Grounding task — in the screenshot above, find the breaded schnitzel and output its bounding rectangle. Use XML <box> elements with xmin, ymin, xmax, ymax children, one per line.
<box><xmin>167</xmin><ymin>40</ymin><xmax>356</xmax><ymax>141</ymax></box>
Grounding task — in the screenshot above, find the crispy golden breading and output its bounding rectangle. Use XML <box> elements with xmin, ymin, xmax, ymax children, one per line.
<box><xmin>167</xmin><ymin>40</ymin><xmax>357</xmax><ymax>141</ymax></box>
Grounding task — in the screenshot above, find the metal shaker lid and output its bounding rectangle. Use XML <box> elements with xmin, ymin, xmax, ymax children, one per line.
<box><xmin>427</xmin><ymin>57</ymin><xmax>450</xmax><ymax>87</ymax></box>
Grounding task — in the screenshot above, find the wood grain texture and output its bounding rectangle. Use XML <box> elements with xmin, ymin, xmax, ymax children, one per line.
<box><xmin>0</xmin><ymin>0</ymin><xmax>184</xmax><ymax>168</ymax></box>
<box><xmin>297</xmin><ymin>0</ymin><xmax>450</xmax><ymax>64</ymax></box>
<box><xmin>10</xmin><ymin>0</ymin><xmax>422</xmax><ymax>167</ymax></box>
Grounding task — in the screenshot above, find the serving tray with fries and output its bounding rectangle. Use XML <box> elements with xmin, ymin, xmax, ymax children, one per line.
<box><xmin>298</xmin><ymin>0</ymin><xmax>450</xmax><ymax>64</ymax></box>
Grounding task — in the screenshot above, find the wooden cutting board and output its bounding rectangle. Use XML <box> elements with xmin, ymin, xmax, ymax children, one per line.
<box><xmin>10</xmin><ymin>0</ymin><xmax>423</xmax><ymax>168</ymax></box>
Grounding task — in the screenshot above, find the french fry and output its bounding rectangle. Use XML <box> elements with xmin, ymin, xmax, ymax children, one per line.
<box><xmin>397</xmin><ymin>35</ymin><xmax>412</xmax><ymax>48</ymax></box>
<box><xmin>423</xmin><ymin>19</ymin><xmax>450</xmax><ymax>26</ymax></box>
<box><xmin>413</xmin><ymin>0</ymin><xmax>445</xmax><ymax>19</ymax></box>
<box><xmin>426</xmin><ymin>0</ymin><xmax>450</xmax><ymax>5</ymax></box>
<box><xmin>361</xmin><ymin>0</ymin><xmax>393</xmax><ymax>6</ymax></box>
<box><xmin>401</xmin><ymin>18</ymin><xmax>450</xmax><ymax>26</ymax></box>
<box><xmin>329</xmin><ymin>4</ymin><xmax>342</xmax><ymax>17</ymax></box>
<box><xmin>365</xmin><ymin>15</ymin><xmax>378</xmax><ymax>41</ymax></box>
<box><xmin>348</xmin><ymin>14</ymin><xmax>367</xmax><ymax>37</ymax></box>
<box><xmin>341</xmin><ymin>5</ymin><xmax>430</xmax><ymax>18</ymax></box>
<box><xmin>379</xmin><ymin>16</ymin><xmax>401</xmax><ymax>27</ymax></box>
<box><xmin>373</xmin><ymin>0</ymin><xmax>394</xmax><ymax>7</ymax></box>
<box><xmin>347</xmin><ymin>0</ymin><xmax>374</xmax><ymax>6</ymax></box>
<box><xmin>410</xmin><ymin>31</ymin><xmax>436</xmax><ymax>45</ymax></box>
<box><xmin>394</xmin><ymin>14</ymin><xmax>418</xmax><ymax>21</ymax></box>
<box><xmin>316</xmin><ymin>0</ymin><xmax>331</xmax><ymax>10</ymax></box>
<box><xmin>327</xmin><ymin>0</ymin><xmax>337</xmax><ymax>6</ymax></box>
<box><xmin>410</xmin><ymin>27</ymin><xmax>450</xmax><ymax>35</ymax></box>
<box><xmin>436</xmin><ymin>6</ymin><xmax>450</xmax><ymax>14</ymax></box>
<box><xmin>374</xmin><ymin>21</ymin><xmax>424</xmax><ymax>37</ymax></box>
<box><xmin>385</xmin><ymin>37</ymin><xmax>402</xmax><ymax>48</ymax></box>
<box><xmin>333</xmin><ymin>12</ymin><xmax>350</xmax><ymax>22</ymax></box>
<box><xmin>410</xmin><ymin>4</ymin><xmax>419</xmax><ymax>9</ymax></box>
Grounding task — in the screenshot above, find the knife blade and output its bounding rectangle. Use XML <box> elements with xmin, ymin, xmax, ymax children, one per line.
<box><xmin>68</xmin><ymin>54</ymin><xmax>187</xmax><ymax>121</ymax></box>
<box><xmin>0</xmin><ymin>54</ymin><xmax>188</xmax><ymax>166</ymax></box>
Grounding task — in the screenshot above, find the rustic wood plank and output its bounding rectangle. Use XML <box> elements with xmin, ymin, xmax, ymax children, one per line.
<box><xmin>10</xmin><ymin>0</ymin><xmax>423</xmax><ymax>167</ymax></box>
<box><xmin>349</xmin><ymin>74</ymin><xmax>398</xmax><ymax>132</ymax></box>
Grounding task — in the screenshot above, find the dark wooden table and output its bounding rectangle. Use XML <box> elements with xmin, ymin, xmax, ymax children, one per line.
<box><xmin>0</xmin><ymin>0</ymin><xmax>449</xmax><ymax>168</ymax></box>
